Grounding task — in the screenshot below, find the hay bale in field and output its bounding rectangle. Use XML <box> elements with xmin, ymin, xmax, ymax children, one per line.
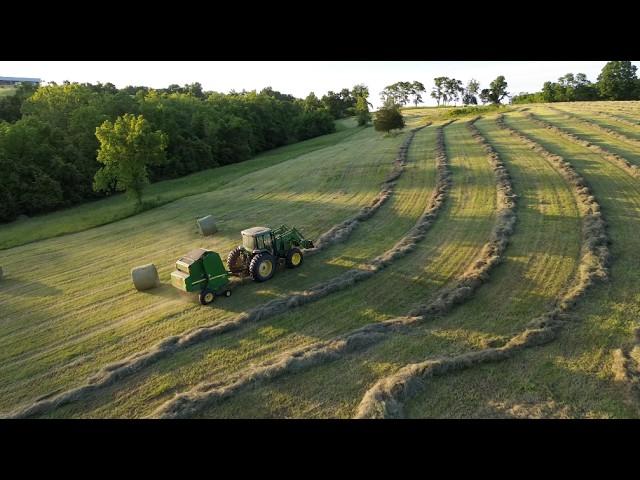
<box><xmin>197</xmin><ymin>215</ymin><xmax>217</xmax><ymax>236</ymax></box>
<box><xmin>131</xmin><ymin>264</ymin><xmax>160</xmax><ymax>291</ymax></box>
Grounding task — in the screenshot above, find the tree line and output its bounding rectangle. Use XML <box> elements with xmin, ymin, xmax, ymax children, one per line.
<box><xmin>0</xmin><ymin>82</ymin><xmax>372</xmax><ymax>222</ymax></box>
<box><xmin>512</xmin><ymin>61</ymin><xmax>640</xmax><ymax>104</ymax></box>
<box><xmin>381</xmin><ymin>76</ymin><xmax>509</xmax><ymax>107</ymax></box>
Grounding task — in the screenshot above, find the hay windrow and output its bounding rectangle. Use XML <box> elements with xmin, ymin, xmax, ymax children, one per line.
<box><xmin>353</xmin><ymin>114</ymin><xmax>610</xmax><ymax>419</ymax></box>
<box><xmin>4</xmin><ymin>122</ymin><xmax>440</xmax><ymax>419</ymax></box>
<box><xmin>595</xmin><ymin>110</ymin><xmax>640</xmax><ymax>128</ymax></box>
<box><xmin>526</xmin><ymin>111</ymin><xmax>640</xmax><ymax>179</ymax></box>
<box><xmin>149</xmin><ymin>118</ymin><xmax>521</xmax><ymax>419</ymax></box>
<box><xmin>547</xmin><ymin>106</ymin><xmax>640</xmax><ymax>150</ymax></box>
<box><xmin>306</xmin><ymin>123</ymin><xmax>431</xmax><ymax>255</ymax></box>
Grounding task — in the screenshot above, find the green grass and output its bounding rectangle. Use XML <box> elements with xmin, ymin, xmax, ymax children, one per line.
<box><xmin>0</xmin><ymin>121</ymin><xmax>364</xmax><ymax>250</ymax></box>
<box><xmin>0</xmin><ymin>119</ymin><xmax>411</xmax><ymax>413</ymax></box>
<box><xmin>52</xmin><ymin>121</ymin><xmax>453</xmax><ymax>418</ymax></box>
<box><xmin>2</xmin><ymin>102</ymin><xmax>640</xmax><ymax>418</ymax></box>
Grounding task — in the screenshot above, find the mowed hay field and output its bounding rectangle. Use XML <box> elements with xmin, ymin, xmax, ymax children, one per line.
<box><xmin>1</xmin><ymin>103</ymin><xmax>640</xmax><ymax>418</ymax></box>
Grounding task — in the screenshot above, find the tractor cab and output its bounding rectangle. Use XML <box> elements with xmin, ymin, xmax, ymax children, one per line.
<box><xmin>241</xmin><ymin>226</ymin><xmax>274</xmax><ymax>254</ymax></box>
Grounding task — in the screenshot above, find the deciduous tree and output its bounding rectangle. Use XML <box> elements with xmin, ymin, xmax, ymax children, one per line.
<box><xmin>93</xmin><ymin>114</ymin><xmax>167</xmax><ymax>206</ymax></box>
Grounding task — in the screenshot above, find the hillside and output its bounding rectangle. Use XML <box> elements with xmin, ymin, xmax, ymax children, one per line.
<box><xmin>1</xmin><ymin>102</ymin><xmax>640</xmax><ymax>418</ymax></box>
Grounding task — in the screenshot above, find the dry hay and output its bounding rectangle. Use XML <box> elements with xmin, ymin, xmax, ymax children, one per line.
<box><xmin>480</xmin><ymin>399</ymin><xmax>572</xmax><ymax>419</ymax></box>
<box><xmin>353</xmin><ymin>114</ymin><xmax>610</xmax><ymax>419</ymax></box>
<box><xmin>612</xmin><ymin>346</ymin><xmax>640</xmax><ymax>403</ymax></box>
<box><xmin>196</xmin><ymin>215</ymin><xmax>218</xmax><ymax>236</ymax></box>
<box><xmin>131</xmin><ymin>264</ymin><xmax>160</xmax><ymax>291</ymax></box>
<box><xmin>526</xmin><ymin>112</ymin><xmax>640</xmax><ymax>179</ymax></box>
<box><xmin>4</xmin><ymin>121</ymin><xmax>442</xmax><ymax>419</ymax></box>
<box><xmin>306</xmin><ymin>123</ymin><xmax>431</xmax><ymax>255</ymax></box>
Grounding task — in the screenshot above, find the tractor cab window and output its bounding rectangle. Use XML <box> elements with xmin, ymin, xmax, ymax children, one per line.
<box><xmin>242</xmin><ymin>234</ymin><xmax>256</xmax><ymax>250</ymax></box>
<box><xmin>263</xmin><ymin>234</ymin><xmax>272</xmax><ymax>250</ymax></box>
<box><xmin>256</xmin><ymin>236</ymin><xmax>264</xmax><ymax>250</ymax></box>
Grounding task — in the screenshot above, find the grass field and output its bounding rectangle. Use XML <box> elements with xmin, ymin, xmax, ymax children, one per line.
<box><xmin>1</xmin><ymin>102</ymin><xmax>640</xmax><ymax>418</ymax></box>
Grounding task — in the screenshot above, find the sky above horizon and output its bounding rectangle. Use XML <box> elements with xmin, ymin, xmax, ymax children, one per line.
<box><xmin>2</xmin><ymin>61</ymin><xmax>639</xmax><ymax>109</ymax></box>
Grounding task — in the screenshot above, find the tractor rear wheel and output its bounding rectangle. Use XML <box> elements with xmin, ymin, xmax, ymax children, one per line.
<box><xmin>249</xmin><ymin>253</ymin><xmax>276</xmax><ymax>282</ymax></box>
<box><xmin>199</xmin><ymin>289</ymin><xmax>215</xmax><ymax>305</ymax></box>
<box><xmin>227</xmin><ymin>246</ymin><xmax>248</xmax><ymax>274</ymax></box>
<box><xmin>285</xmin><ymin>247</ymin><xmax>304</xmax><ymax>268</ymax></box>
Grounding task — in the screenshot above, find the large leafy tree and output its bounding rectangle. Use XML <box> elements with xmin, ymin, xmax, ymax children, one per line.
<box><xmin>93</xmin><ymin>114</ymin><xmax>167</xmax><ymax>206</ymax></box>
<box><xmin>597</xmin><ymin>61</ymin><xmax>638</xmax><ymax>100</ymax></box>
<box><xmin>481</xmin><ymin>76</ymin><xmax>509</xmax><ymax>105</ymax></box>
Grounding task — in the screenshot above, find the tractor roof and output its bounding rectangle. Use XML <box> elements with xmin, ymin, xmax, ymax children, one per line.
<box><xmin>241</xmin><ymin>226</ymin><xmax>271</xmax><ymax>236</ymax></box>
<box><xmin>179</xmin><ymin>248</ymin><xmax>208</xmax><ymax>265</ymax></box>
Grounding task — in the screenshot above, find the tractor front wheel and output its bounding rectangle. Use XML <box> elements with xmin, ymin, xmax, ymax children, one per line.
<box><xmin>249</xmin><ymin>253</ymin><xmax>276</xmax><ymax>282</ymax></box>
<box><xmin>285</xmin><ymin>247</ymin><xmax>304</xmax><ymax>268</ymax></box>
<box><xmin>199</xmin><ymin>289</ymin><xmax>215</xmax><ymax>305</ymax></box>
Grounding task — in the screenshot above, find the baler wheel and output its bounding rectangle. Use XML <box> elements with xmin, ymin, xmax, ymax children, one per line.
<box><xmin>199</xmin><ymin>289</ymin><xmax>215</xmax><ymax>305</ymax></box>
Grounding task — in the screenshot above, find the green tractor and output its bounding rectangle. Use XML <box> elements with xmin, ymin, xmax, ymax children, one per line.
<box><xmin>227</xmin><ymin>224</ymin><xmax>314</xmax><ymax>282</ymax></box>
<box><xmin>169</xmin><ymin>224</ymin><xmax>314</xmax><ymax>305</ymax></box>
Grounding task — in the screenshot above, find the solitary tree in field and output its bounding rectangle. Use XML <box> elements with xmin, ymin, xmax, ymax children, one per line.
<box><xmin>93</xmin><ymin>113</ymin><xmax>167</xmax><ymax>207</ymax></box>
<box><xmin>373</xmin><ymin>101</ymin><xmax>405</xmax><ymax>133</ymax></box>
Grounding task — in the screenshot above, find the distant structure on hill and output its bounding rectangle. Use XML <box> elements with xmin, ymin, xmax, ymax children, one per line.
<box><xmin>0</xmin><ymin>76</ymin><xmax>41</xmax><ymax>86</ymax></box>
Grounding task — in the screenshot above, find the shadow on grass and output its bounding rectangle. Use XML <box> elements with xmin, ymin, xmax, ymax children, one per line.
<box><xmin>0</xmin><ymin>278</ymin><xmax>63</xmax><ymax>297</ymax></box>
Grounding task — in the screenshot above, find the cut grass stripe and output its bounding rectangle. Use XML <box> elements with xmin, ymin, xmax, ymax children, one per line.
<box><xmin>525</xmin><ymin>111</ymin><xmax>640</xmax><ymax>178</ymax></box>
<box><xmin>547</xmin><ymin>105</ymin><xmax>640</xmax><ymax>149</ymax></box>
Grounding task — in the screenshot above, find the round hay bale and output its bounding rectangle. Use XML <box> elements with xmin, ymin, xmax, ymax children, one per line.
<box><xmin>131</xmin><ymin>264</ymin><xmax>160</xmax><ymax>291</ymax></box>
<box><xmin>197</xmin><ymin>215</ymin><xmax>217</xmax><ymax>236</ymax></box>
